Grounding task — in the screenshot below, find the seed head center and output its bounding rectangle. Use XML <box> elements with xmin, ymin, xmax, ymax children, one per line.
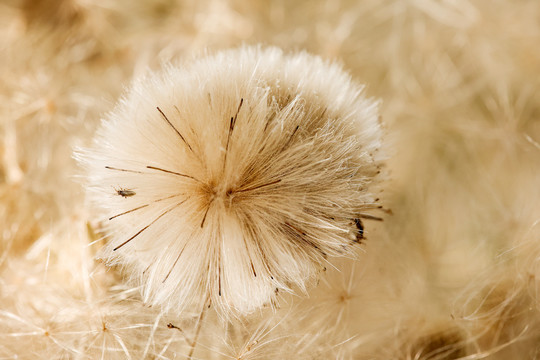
<box><xmin>205</xmin><ymin>181</ymin><xmax>237</xmax><ymax>207</ymax></box>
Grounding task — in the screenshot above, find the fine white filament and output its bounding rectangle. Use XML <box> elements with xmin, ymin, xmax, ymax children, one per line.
<box><xmin>79</xmin><ymin>46</ymin><xmax>383</xmax><ymax>318</ymax></box>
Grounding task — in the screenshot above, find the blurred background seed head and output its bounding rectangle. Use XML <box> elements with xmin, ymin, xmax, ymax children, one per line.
<box><xmin>1</xmin><ymin>0</ymin><xmax>540</xmax><ymax>358</ymax></box>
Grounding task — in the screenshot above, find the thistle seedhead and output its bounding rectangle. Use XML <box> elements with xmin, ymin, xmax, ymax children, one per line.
<box><xmin>78</xmin><ymin>46</ymin><xmax>383</xmax><ymax>318</ymax></box>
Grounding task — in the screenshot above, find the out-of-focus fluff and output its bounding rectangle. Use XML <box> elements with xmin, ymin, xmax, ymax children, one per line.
<box><xmin>78</xmin><ymin>46</ymin><xmax>383</xmax><ymax>318</ymax></box>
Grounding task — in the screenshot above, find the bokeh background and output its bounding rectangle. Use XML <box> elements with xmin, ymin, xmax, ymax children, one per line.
<box><xmin>1</xmin><ymin>0</ymin><xmax>540</xmax><ymax>358</ymax></box>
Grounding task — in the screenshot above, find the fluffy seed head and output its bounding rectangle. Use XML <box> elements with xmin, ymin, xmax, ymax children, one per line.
<box><xmin>78</xmin><ymin>46</ymin><xmax>383</xmax><ymax>317</ymax></box>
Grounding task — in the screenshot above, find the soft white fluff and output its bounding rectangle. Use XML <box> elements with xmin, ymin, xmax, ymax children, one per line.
<box><xmin>78</xmin><ymin>46</ymin><xmax>382</xmax><ymax>318</ymax></box>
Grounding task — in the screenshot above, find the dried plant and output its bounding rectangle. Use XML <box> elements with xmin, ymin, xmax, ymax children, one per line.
<box><xmin>77</xmin><ymin>46</ymin><xmax>383</xmax><ymax>318</ymax></box>
<box><xmin>2</xmin><ymin>0</ymin><xmax>540</xmax><ymax>359</ymax></box>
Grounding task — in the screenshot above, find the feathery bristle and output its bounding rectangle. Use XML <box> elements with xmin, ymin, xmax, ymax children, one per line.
<box><xmin>78</xmin><ymin>46</ymin><xmax>383</xmax><ymax>318</ymax></box>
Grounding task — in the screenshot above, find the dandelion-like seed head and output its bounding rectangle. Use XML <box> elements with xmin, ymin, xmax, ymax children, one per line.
<box><xmin>79</xmin><ymin>46</ymin><xmax>383</xmax><ymax>318</ymax></box>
